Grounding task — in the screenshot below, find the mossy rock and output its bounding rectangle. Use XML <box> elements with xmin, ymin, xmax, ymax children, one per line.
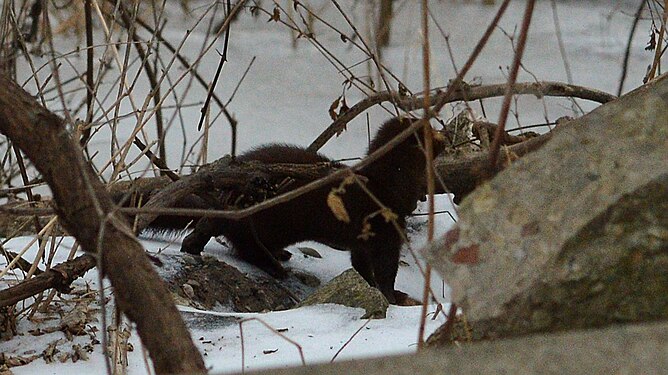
<box><xmin>299</xmin><ymin>269</ymin><xmax>389</xmax><ymax>319</ymax></box>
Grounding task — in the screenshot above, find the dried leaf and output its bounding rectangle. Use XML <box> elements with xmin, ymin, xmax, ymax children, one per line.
<box><xmin>42</xmin><ymin>339</ymin><xmax>62</xmax><ymax>364</ymax></box>
<box><xmin>268</xmin><ymin>7</ymin><xmax>281</xmax><ymax>22</ymax></box>
<box><xmin>398</xmin><ymin>82</ymin><xmax>408</xmax><ymax>97</ymax></box>
<box><xmin>328</xmin><ymin>96</ymin><xmax>341</xmax><ymax>121</ymax></box>
<box><xmin>335</xmin><ymin>123</ymin><xmax>347</xmax><ymax>137</ymax></box>
<box><xmin>451</xmin><ymin>244</ymin><xmax>480</xmax><ymax>264</ymax></box>
<box><xmin>327</xmin><ymin>191</ymin><xmax>350</xmax><ymax>223</ymax></box>
<box><xmin>380</xmin><ymin>208</ymin><xmax>398</xmax><ymax>223</ymax></box>
<box><xmin>339</xmin><ymin>96</ymin><xmax>349</xmax><ymax>114</ymax></box>
<box><xmin>2</xmin><ymin>353</ymin><xmax>39</xmax><ymax>368</ymax></box>
<box><xmin>646</xmin><ymin>29</ymin><xmax>657</xmax><ymax>51</ymax></box>
<box><xmin>357</xmin><ymin>221</ymin><xmax>375</xmax><ymax>240</ymax></box>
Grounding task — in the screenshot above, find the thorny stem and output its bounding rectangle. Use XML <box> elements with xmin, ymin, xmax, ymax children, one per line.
<box><xmin>82</xmin><ymin>0</ymin><xmax>94</xmax><ymax>148</ymax></box>
<box><xmin>197</xmin><ymin>0</ymin><xmax>232</xmax><ymax>135</ymax></box>
<box><xmin>617</xmin><ymin>0</ymin><xmax>645</xmax><ymax>96</ymax></box>
<box><xmin>488</xmin><ymin>0</ymin><xmax>535</xmax><ymax>172</ymax></box>
<box><xmin>646</xmin><ymin>0</ymin><xmax>668</xmax><ymax>82</ymax></box>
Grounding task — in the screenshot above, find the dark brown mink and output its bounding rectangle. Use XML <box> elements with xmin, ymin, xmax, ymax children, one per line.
<box><xmin>162</xmin><ymin>117</ymin><xmax>446</xmax><ymax>303</ymax></box>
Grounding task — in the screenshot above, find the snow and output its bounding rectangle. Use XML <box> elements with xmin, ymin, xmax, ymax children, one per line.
<box><xmin>1</xmin><ymin>197</ymin><xmax>452</xmax><ymax>374</ymax></box>
<box><xmin>1</xmin><ymin>0</ymin><xmax>662</xmax><ymax>373</ymax></box>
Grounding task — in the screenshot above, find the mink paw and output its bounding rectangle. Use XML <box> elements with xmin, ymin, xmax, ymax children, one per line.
<box><xmin>274</xmin><ymin>249</ymin><xmax>293</xmax><ymax>261</ymax></box>
<box><xmin>181</xmin><ymin>234</ymin><xmax>207</xmax><ymax>256</ymax></box>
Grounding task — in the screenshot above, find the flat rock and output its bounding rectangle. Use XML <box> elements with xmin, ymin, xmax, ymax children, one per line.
<box><xmin>163</xmin><ymin>254</ymin><xmax>298</xmax><ymax>313</ymax></box>
<box><xmin>298</xmin><ymin>247</ymin><xmax>322</xmax><ymax>258</ymax></box>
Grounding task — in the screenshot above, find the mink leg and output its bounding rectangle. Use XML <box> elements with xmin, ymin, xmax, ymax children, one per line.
<box><xmin>233</xmin><ymin>236</ymin><xmax>287</xmax><ymax>278</ymax></box>
<box><xmin>369</xmin><ymin>240</ymin><xmax>401</xmax><ymax>304</ymax></box>
<box><xmin>181</xmin><ymin>217</ymin><xmax>218</xmax><ymax>255</ymax></box>
<box><xmin>226</xmin><ymin>222</ymin><xmax>288</xmax><ymax>278</ymax></box>
<box><xmin>350</xmin><ymin>248</ymin><xmax>376</xmax><ymax>287</ymax></box>
<box><xmin>273</xmin><ymin>249</ymin><xmax>293</xmax><ymax>261</ymax></box>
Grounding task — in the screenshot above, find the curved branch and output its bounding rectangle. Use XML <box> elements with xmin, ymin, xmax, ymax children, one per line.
<box><xmin>307</xmin><ymin>81</ymin><xmax>616</xmax><ymax>152</ymax></box>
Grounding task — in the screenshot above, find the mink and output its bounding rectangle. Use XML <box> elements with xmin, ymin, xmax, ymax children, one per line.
<box><xmin>159</xmin><ymin>117</ymin><xmax>444</xmax><ymax>303</ymax></box>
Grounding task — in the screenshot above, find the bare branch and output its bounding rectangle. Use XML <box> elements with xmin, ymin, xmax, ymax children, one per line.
<box><xmin>308</xmin><ymin>80</ymin><xmax>616</xmax><ymax>152</ymax></box>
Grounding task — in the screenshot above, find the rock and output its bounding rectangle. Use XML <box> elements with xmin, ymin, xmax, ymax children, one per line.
<box><xmin>298</xmin><ymin>269</ymin><xmax>389</xmax><ymax>319</ymax></box>
<box><xmin>293</xmin><ymin>271</ymin><xmax>321</xmax><ymax>288</ymax></box>
<box><xmin>425</xmin><ymin>74</ymin><xmax>668</xmax><ymax>342</ymax></box>
<box><xmin>182</xmin><ymin>284</ymin><xmax>195</xmax><ymax>299</ymax></box>
<box><xmin>249</xmin><ymin>321</ymin><xmax>668</xmax><ymax>375</ymax></box>
<box><xmin>163</xmin><ymin>255</ymin><xmax>298</xmax><ymax>312</ymax></box>
<box><xmin>298</xmin><ymin>247</ymin><xmax>322</xmax><ymax>258</ymax></box>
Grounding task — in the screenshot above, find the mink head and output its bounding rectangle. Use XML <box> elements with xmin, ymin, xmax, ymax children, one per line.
<box><xmin>367</xmin><ymin>117</ymin><xmax>446</xmax><ymax>159</ymax></box>
<box><xmin>362</xmin><ymin>117</ymin><xmax>446</xmax><ymax>216</ymax></box>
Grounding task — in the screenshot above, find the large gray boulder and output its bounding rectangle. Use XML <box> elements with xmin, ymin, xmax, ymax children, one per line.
<box><xmin>425</xmin><ymin>74</ymin><xmax>668</xmax><ymax>340</ymax></box>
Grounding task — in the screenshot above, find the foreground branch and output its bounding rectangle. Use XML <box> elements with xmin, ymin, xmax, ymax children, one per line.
<box><xmin>0</xmin><ymin>254</ymin><xmax>95</xmax><ymax>308</ymax></box>
<box><xmin>0</xmin><ymin>73</ymin><xmax>206</xmax><ymax>374</ymax></box>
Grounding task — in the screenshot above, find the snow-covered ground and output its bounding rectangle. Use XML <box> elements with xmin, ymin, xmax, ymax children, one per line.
<box><xmin>1</xmin><ymin>0</ymin><xmax>662</xmax><ymax>373</ymax></box>
<box><xmin>1</xmin><ymin>196</ymin><xmax>454</xmax><ymax>374</ymax></box>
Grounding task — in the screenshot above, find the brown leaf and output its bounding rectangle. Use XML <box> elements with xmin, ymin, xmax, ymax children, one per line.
<box><xmin>328</xmin><ymin>96</ymin><xmax>341</xmax><ymax>121</ymax></box>
<box><xmin>380</xmin><ymin>208</ymin><xmax>397</xmax><ymax>222</ymax></box>
<box><xmin>398</xmin><ymin>82</ymin><xmax>408</xmax><ymax>97</ymax></box>
<box><xmin>339</xmin><ymin>96</ymin><xmax>349</xmax><ymax>114</ymax></box>
<box><xmin>327</xmin><ymin>191</ymin><xmax>350</xmax><ymax>223</ymax></box>
<box><xmin>357</xmin><ymin>221</ymin><xmax>375</xmax><ymax>240</ymax></box>
<box><xmin>268</xmin><ymin>7</ymin><xmax>281</xmax><ymax>22</ymax></box>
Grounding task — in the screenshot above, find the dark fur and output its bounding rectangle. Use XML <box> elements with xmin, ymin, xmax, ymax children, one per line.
<box><xmin>162</xmin><ymin>118</ymin><xmax>444</xmax><ymax>303</ymax></box>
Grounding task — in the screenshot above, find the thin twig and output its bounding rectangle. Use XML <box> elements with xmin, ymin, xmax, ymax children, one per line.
<box><xmin>197</xmin><ymin>0</ymin><xmax>232</xmax><ymax>132</ymax></box>
<box><xmin>11</xmin><ymin>145</ymin><xmax>43</xmax><ymax>249</ymax></box>
<box><xmin>646</xmin><ymin>1</ymin><xmax>667</xmax><ymax>82</ymax></box>
<box><xmin>132</xmin><ymin>137</ymin><xmax>180</xmax><ymax>181</ymax></box>
<box><xmin>489</xmin><ymin>0</ymin><xmax>536</xmax><ymax>172</ymax></box>
<box><xmin>307</xmin><ymin>0</ymin><xmax>513</xmax><ymax>152</ymax></box>
<box><xmin>618</xmin><ymin>0</ymin><xmax>646</xmax><ymax>95</ymax></box>
<box><xmin>417</xmin><ymin>0</ymin><xmax>435</xmax><ymax>351</ymax></box>
<box><xmin>330</xmin><ymin>319</ymin><xmax>371</xmax><ymax>362</ymax></box>
<box><xmin>124</xmin><ymin>3</ymin><xmax>238</xmax><ymax>140</ymax></box>
<box><xmin>81</xmin><ymin>0</ymin><xmax>94</xmax><ymax>148</ymax></box>
<box><xmin>115</xmin><ymin>3</ymin><xmax>168</xmax><ymax>173</ymax></box>
<box><xmin>239</xmin><ymin>317</ymin><xmax>305</xmax><ymax>374</ymax></box>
